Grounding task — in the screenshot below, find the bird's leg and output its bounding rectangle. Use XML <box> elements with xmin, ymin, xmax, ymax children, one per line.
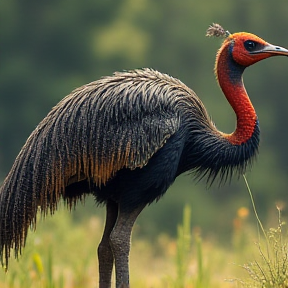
<box><xmin>110</xmin><ymin>204</ymin><xmax>145</xmax><ymax>288</ymax></box>
<box><xmin>98</xmin><ymin>200</ymin><xmax>119</xmax><ymax>288</ymax></box>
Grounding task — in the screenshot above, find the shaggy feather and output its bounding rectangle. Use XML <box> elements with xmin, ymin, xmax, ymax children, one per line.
<box><xmin>0</xmin><ymin>68</ymin><xmax>258</xmax><ymax>269</ymax></box>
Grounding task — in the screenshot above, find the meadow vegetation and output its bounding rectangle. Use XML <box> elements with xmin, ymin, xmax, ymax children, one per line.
<box><xmin>1</xmin><ymin>191</ymin><xmax>287</xmax><ymax>288</ymax></box>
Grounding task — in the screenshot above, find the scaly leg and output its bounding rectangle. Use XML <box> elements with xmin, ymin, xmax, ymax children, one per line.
<box><xmin>110</xmin><ymin>204</ymin><xmax>145</xmax><ymax>288</ymax></box>
<box><xmin>98</xmin><ymin>200</ymin><xmax>118</xmax><ymax>288</ymax></box>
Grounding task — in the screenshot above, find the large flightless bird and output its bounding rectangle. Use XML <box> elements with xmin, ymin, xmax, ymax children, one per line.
<box><xmin>1</xmin><ymin>24</ymin><xmax>288</xmax><ymax>288</ymax></box>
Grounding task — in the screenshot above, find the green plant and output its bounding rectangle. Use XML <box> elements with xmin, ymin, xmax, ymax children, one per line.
<box><xmin>173</xmin><ymin>204</ymin><xmax>211</xmax><ymax>288</ymax></box>
<box><xmin>175</xmin><ymin>205</ymin><xmax>191</xmax><ymax>288</ymax></box>
<box><xmin>239</xmin><ymin>175</ymin><xmax>288</xmax><ymax>288</ymax></box>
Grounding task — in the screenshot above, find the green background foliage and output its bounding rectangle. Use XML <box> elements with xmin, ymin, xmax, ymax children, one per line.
<box><xmin>1</xmin><ymin>0</ymin><xmax>288</xmax><ymax>241</ymax></box>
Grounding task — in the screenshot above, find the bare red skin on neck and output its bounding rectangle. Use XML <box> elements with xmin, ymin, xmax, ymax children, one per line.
<box><xmin>215</xmin><ymin>39</ymin><xmax>258</xmax><ymax>145</ymax></box>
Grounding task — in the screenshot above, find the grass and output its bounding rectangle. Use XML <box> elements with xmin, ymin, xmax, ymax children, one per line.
<box><xmin>0</xmin><ymin>179</ymin><xmax>288</xmax><ymax>288</ymax></box>
<box><xmin>239</xmin><ymin>215</ymin><xmax>288</xmax><ymax>288</ymax></box>
<box><xmin>238</xmin><ymin>175</ymin><xmax>288</xmax><ymax>288</ymax></box>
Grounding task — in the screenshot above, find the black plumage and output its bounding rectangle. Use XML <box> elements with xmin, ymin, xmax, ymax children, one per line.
<box><xmin>0</xmin><ymin>68</ymin><xmax>258</xmax><ymax>269</ymax></box>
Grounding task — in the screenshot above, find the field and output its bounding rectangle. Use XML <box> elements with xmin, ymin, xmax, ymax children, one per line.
<box><xmin>1</xmin><ymin>196</ymin><xmax>287</xmax><ymax>288</ymax></box>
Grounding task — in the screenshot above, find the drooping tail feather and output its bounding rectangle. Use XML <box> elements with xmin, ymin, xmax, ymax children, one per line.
<box><xmin>0</xmin><ymin>116</ymin><xmax>69</xmax><ymax>268</ymax></box>
<box><xmin>0</xmin><ymin>79</ymin><xmax>101</xmax><ymax>268</ymax></box>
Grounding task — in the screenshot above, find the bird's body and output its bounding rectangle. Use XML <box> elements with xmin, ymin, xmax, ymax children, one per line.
<box><xmin>64</xmin><ymin>69</ymin><xmax>257</xmax><ymax>209</ymax></box>
<box><xmin>1</xmin><ymin>24</ymin><xmax>288</xmax><ymax>288</ymax></box>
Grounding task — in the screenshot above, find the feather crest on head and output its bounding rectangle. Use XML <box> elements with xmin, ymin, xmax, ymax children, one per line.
<box><xmin>206</xmin><ymin>23</ymin><xmax>230</xmax><ymax>38</ymax></box>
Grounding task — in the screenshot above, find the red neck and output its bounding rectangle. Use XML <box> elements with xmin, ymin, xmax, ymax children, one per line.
<box><xmin>216</xmin><ymin>43</ymin><xmax>258</xmax><ymax>145</ymax></box>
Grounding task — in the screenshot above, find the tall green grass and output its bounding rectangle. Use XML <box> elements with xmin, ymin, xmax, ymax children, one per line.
<box><xmin>173</xmin><ymin>205</ymin><xmax>209</xmax><ymax>288</ymax></box>
<box><xmin>175</xmin><ymin>205</ymin><xmax>191</xmax><ymax>287</ymax></box>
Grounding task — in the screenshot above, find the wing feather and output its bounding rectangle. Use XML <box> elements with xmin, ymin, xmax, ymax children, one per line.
<box><xmin>1</xmin><ymin>69</ymin><xmax>184</xmax><ymax>209</ymax></box>
<box><xmin>0</xmin><ymin>68</ymin><xmax>207</xmax><ymax>268</ymax></box>
<box><xmin>0</xmin><ymin>68</ymin><xmax>204</xmax><ymax>267</ymax></box>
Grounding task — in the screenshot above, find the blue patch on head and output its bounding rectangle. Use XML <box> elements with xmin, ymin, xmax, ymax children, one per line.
<box><xmin>227</xmin><ymin>41</ymin><xmax>245</xmax><ymax>84</ymax></box>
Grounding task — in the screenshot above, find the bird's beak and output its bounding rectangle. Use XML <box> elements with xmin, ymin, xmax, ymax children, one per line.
<box><xmin>252</xmin><ymin>43</ymin><xmax>288</xmax><ymax>56</ymax></box>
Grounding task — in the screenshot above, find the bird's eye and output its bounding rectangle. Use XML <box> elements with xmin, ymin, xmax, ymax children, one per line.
<box><xmin>244</xmin><ymin>40</ymin><xmax>257</xmax><ymax>52</ymax></box>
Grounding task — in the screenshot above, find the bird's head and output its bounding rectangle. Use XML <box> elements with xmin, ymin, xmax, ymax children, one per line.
<box><xmin>207</xmin><ymin>23</ymin><xmax>288</xmax><ymax>69</ymax></box>
<box><xmin>225</xmin><ymin>32</ymin><xmax>288</xmax><ymax>67</ymax></box>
